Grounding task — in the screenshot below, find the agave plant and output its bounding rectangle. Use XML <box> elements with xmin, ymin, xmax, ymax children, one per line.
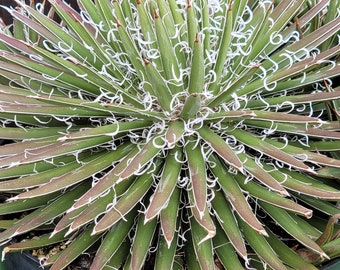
<box><xmin>0</xmin><ymin>0</ymin><xmax>340</xmax><ymax>269</ymax></box>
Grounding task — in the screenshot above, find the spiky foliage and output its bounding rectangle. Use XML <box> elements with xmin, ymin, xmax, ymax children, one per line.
<box><xmin>0</xmin><ymin>0</ymin><xmax>340</xmax><ymax>269</ymax></box>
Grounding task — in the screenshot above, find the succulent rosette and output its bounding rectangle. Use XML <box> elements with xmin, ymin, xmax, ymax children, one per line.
<box><xmin>0</xmin><ymin>0</ymin><xmax>340</xmax><ymax>269</ymax></box>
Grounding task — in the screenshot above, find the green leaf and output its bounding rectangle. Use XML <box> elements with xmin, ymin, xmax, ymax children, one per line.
<box><xmin>212</xmin><ymin>189</ymin><xmax>247</xmax><ymax>259</ymax></box>
<box><xmin>186</xmin><ymin>0</ymin><xmax>198</xmax><ymax>49</ymax></box>
<box><xmin>52</xmin><ymin>205</ymin><xmax>88</xmax><ymax>236</ymax></box>
<box><xmin>213</xmin><ymin>222</ymin><xmax>246</xmax><ymax>270</ymax></box>
<box><xmin>188</xmin><ymin>34</ymin><xmax>204</xmax><ymax>94</ymax></box>
<box><xmin>168</xmin><ymin>0</ymin><xmax>185</xmax><ymax>29</ymax></box>
<box><xmin>228</xmin><ymin>128</ymin><xmax>314</xmax><ymax>173</ymax></box>
<box><xmin>209</xmin><ymin>155</ymin><xmax>266</xmax><ymax>235</ymax></box>
<box><xmin>67</xmin><ymin>176</ymin><xmax>135</xmax><ymax>234</ymax></box>
<box><xmin>209</xmin><ymin>2</ymin><xmax>233</xmax><ymax>93</ymax></box>
<box><xmin>289</xmin><ymin>215</ymin><xmax>323</xmax><ymax>240</ymax></box>
<box><xmin>180</xmin><ymin>93</ymin><xmax>201</xmax><ymax>120</ymax></box>
<box><xmin>322</xmin><ymin>237</ymin><xmax>340</xmax><ymax>260</ymax></box>
<box><xmin>0</xmin><ymin>153</ymin><xmax>78</xmax><ymax>180</ymax></box>
<box><xmin>12</xmin><ymin>150</ymin><xmax>124</xmax><ymax>199</ymax></box>
<box><xmin>48</xmin><ymin>0</ymin><xmax>115</xmax><ymax>70</ymax></box>
<box><xmin>56</xmin><ymin>120</ymin><xmax>150</xmax><ymax>141</ymax></box>
<box><xmin>317</xmin><ymin>167</ymin><xmax>340</xmax><ymax>179</ymax></box>
<box><xmin>165</xmin><ymin>120</ymin><xmax>185</xmax><ymax>147</ymax></box>
<box><xmin>205</xmin><ymin>110</ymin><xmax>256</xmax><ymax>120</ymax></box>
<box><xmin>245</xmin><ymin>120</ymin><xmax>340</xmax><ymax>140</ymax></box>
<box><xmin>241</xmin><ymin>153</ymin><xmax>289</xmax><ymax>196</ymax></box>
<box><xmin>144</xmin><ymin>147</ymin><xmax>182</xmax><ymax>222</ymax></box>
<box><xmin>234</xmin><ymin>173</ymin><xmax>312</xmax><ymax>218</ymax></box>
<box><xmin>250</xmin><ymin>110</ymin><xmax>321</xmax><ymax>123</ymax></box>
<box><xmin>2</xmin><ymin>229</ymin><xmax>69</xmax><ymax>254</ymax></box>
<box><xmin>30</xmin><ymin>92</ymin><xmax>161</xmax><ymax>119</ymax></box>
<box><xmin>261</xmin><ymin>139</ymin><xmax>340</xmax><ymax>168</ymax></box>
<box><xmin>102</xmin><ymin>239</ymin><xmax>130</xmax><ymax>270</ymax></box>
<box><xmin>0</xmin><ymin>183</ymin><xmax>89</xmax><ymax>242</ymax></box>
<box><xmin>0</xmin><ymin>192</ymin><xmax>57</xmax><ymax>215</ymax></box>
<box><xmin>316</xmin><ymin>214</ymin><xmax>340</xmax><ymax>246</ymax></box>
<box><xmin>281</xmin><ymin>169</ymin><xmax>340</xmax><ymax>200</ymax></box>
<box><xmin>160</xmin><ymin>187</ymin><xmax>181</xmax><ymax>247</ymax></box>
<box><xmin>118</xmin><ymin>134</ymin><xmax>164</xmax><ymax>181</ymax></box>
<box><xmin>49</xmin><ymin>225</ymin><xmax>101</xmax><ymax>270</ymax></box>
<box><xmin>189</xmin><ymin>214</ymin><xmax>215</xmax><ymax>270</ymax></box>
<box><xmin>0</xmin><ymin>151</ymin><xmax>82</xmax><ymax>186</ymax></box>
<box><xmin>295</xmin><ymin>194</ymin><xmax>340</xmax><ymax>216</ymax></box>
<box><xmin>136</xmin><ymin>0</ymin><xmax>156</xmax><ymax>43</ymax></box>
<box><xmin>185</xmin><ymin>221</ymin><xmax>202</xmax><ymax>270</ymax></box>
<box><xmin>266</xmin><ymin>228</ymin><xmax>319</xmax><ymax>270</ymax></box>
<box><xmin>199</xmin><ymin>126</ymin><xmax>243</xmax><ymax>172</ymax></box>
<box><xmin>260</xmin><ymin>201</ymin><xmax>328</xmax><ymax>258</ymax></box>
<box><xmin>0</xmin><ymin>137</ymin><xmax>113</xmax><ymax>169</ymax></box>
<box><xmin>0</xmin><ymin>103</ymin><xmax>105</xmax><ymax>117</ymax></box>
<box><xmin>9</xmin><ymin>5</ymin><xmax>95</xmax><ymax>66</ymax></box>
<box><xmin>90</xmin><ymin>209</ymin><xmax>136</xmax><ymax>270</ymax></box>
<box><xmin>154</xmin><ymin>230</ymin><xmax>178</xmax><ymax>270</ymax></box>
<box><xmin>188</xmin><ymin>187</ymin><xmax>216</xmax><ymax>242</ymax></box>
<box><xmin>67</xmin><ymin>190</ymin><xmax>115</xmax><ymax>234</ymax></box>
<box><xmin>185</xmin><ymin>139</ymin><xmax>208</xmax><ymax>216</ymax></box>
<box><xmin>154</xmin><ymin>9</ymin><xmax>183</xmax><ymax>94</ymax></box>
<box><xmin>131</xmin><ymin>214</ymin><xmax>157</xmax><ymax>270</ymax></box>
<box><xmin>93</xmin><ymin>161</ymin><xmax>160</xmax><ymax>234</ymax></box>
<box><xmin>0</xmin><ymin>126</ymin><xmax>69</xmax><ymax>141</ymax></box>
<box><xmin>246</xmin><ymin>91</ymin><xmax>340</xmax><ymax>110</ymax></box>
<box><xmin>70</xmin><ymin>147</ymin><xmax>140</xmax><ymax>210</ymax></box>
<box><xmin>238</xmin><ymin>217</ymin><xmax>287</xmax><ymax>270</ymax></box>
<box><xmin>199</xmin><ymin>0</ymin><xmax>209</xmax><ymax>54</ymax></box>
<box><xmin>144</xmin><ymin>59</ymin><xmax>173</xmax><ymax>112</ymax></box>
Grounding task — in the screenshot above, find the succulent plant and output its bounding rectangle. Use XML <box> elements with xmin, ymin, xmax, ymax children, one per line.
<box><xmin>0</xmin><ymin>0</ymin><xmax>340</xmax><ymax>269</ymax></box>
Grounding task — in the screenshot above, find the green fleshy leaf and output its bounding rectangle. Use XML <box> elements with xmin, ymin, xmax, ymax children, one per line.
<box><xmin>93</xmin><ymin>161</ymin><xmax>161</xmax><ymax>234</ymax></box>
<box><xmin>209</xmin><ymin>155</ymin><xmax>266</xmax><ymax>236</ymax></box>
<box><xmin>213</xmin><ymin>221</ymin><xmax>246</xmax><ymax>270</ymax></box>
<box><xmin>160</xmin><ymin>187</ymin><xmax>181</xmax><ymax>247</ymax></box>
<box><xmin>90</xmin><ymin>209</ymin><xmax>136</xmax><ymax>270</ymax></box>
<box><xmin>189</xmin><ymin>214</ymin><xmax>215</xmax><ymax>270</ymax></box>
<box><xmin>131</xmin><ymin>214</ymin><xmax>157</xmax><ymax>270</ymax></box>
<box><xmin>266</xmin><ymin>228</ymin><xmax>319</xmax><ymax>270</ymax></box>
<box><xmin>317</xmin><ymin>167</ymin><xmax>340</xmax><ymax>179</ymax></box>
<box><xmin>49</xmin><ymin>225</ymin><xmax>101</xmax><ymax>270</ymax></box>
<box><xmin>0</xmin><ymin>183</ymin><xmax>90</xmax><ymax>242</ymax></box>
<box><xmin>261</xmin><ymin>201</ymin><xmax>328</xmax><ymax>258</ymax></box>
<box><xmin>238</xmin><ymin>217</ymin><xmax>287</xmax><ymax>270</ymax></box>
<box><xmin>144</xmin><ymin>147</ymin><xmax>182</xmax><ymax>222</ymax></box>
<box><xmin>185</xmin><ymin>139</ymin><xmax>208</xmax><ymax>216</ymax></box>
<box><xmin>212</xmin><ymin>189</ymin><xmax>247</xmax><ymax>259</ymax></box>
